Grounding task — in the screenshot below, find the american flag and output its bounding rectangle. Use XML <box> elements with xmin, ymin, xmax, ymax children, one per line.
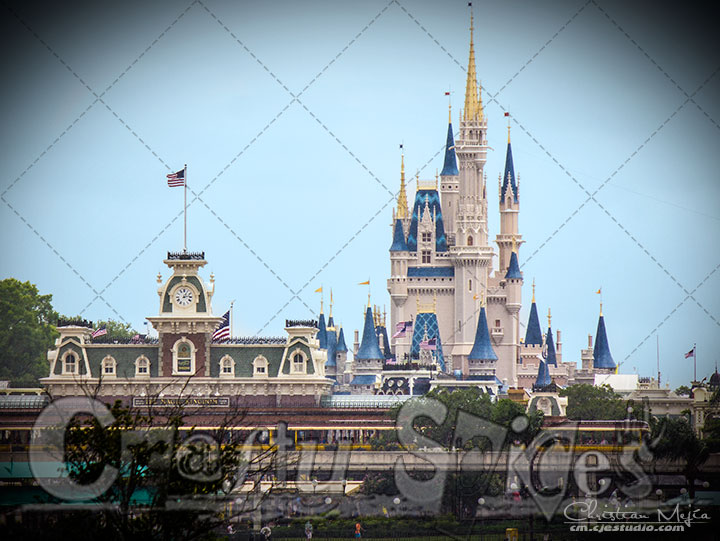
<box><xmin>392</xmin><ymin>321</ymin><xmax>412</xmax><ymax>338</ymax></box>
<box><xmin>213</xmin><ymin>310</ymin><xmax>231</xmax><ymax>342</ymax></box>
<box><xmin>91</xmin><ymin>325</ymin><xmax>107</xmax><ymax>338</ymax></box>
<box><xmin>167</xmin><ymin>168</ymin><xmax>185</xmax><ymax>187</ymax></box>
<box><xmin>685</xmin><ymin>347</ymin><xmax>695</xmax><ymax>359</ymax></box>
<box><xmin>420</xmin><ymin>337</ymin><xmax>437</xmax><ymax>351</ymax></box>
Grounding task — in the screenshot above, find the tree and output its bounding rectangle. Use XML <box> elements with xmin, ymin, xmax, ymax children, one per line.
<box><xmin>60</xmin><ymin>316</ymin><xmax>138</xmax><ymax>342</ymax></box>
<box><xmin>0</xmin><ymin>278</ymin><xmax>58</xmax><ymax>387</ymax></box>
<box><xmin>559</xmin><ymin>384</ymin><xmax>627</xmax><ymax>420</ymax></box>
<box><xmin>675</xmin><ymin>385</ymin><xmax>692</xmax><ymax>397</ymax></box>
<box><xmin>651</xmin><ymin>416</ymin><xmax>709</xmax><ymax>498</ymax></box>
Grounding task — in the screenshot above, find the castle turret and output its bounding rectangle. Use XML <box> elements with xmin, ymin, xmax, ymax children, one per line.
<box><xmin>524</xmin><ymin>282</ymin><xmax>543</xmax><ymax>346</ymax></box>
<box><xmin>496</xmin><ymin>122</ymin><xmax>523</xmax><ymax>275</ymax></box>
<box><xmin>468</xmin><ymin>297</ymin><xmax>498</xmax><ymax>376</ymax></box>
<box><xmin>440</xmin><ymin>104</ymin><xmax>460</xmax><ymax>237</ymax></box>
<box><xmin>317</xmin><ymin>297</ymin><xmax>327</xmax><ymax>350</ymax></box>
<box><xmin>533</xmin><ymin>358</ymin><xmax>552</xmax><ymax>390</ymax></box>
<box><xmin>593</xmin><ymin>304</ymin><xmax>616</xmax><ymax>370</ymax></box>
<box><xmin>545</xmin><ymin>308</ymin><xmax>557</xmax><ymax>367</ymax></box>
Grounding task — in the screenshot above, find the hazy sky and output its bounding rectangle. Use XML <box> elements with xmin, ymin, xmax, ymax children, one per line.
<box><xmin>1</xmin><ymin>0</ymin><xmax>718</xmax><ymax>388</ymax></box>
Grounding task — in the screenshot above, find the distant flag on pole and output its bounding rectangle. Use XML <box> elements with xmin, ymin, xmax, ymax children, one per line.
<box><xmin>420</xmin><ymin>337</ymin><xmax>437</xmax><ymax>351</ymax></box>
<box><xmin>91</xmin><ymin>325</ymin><xmax>107</xmax><ymax>339</ymax></box>
<box><xmin>685</xmin><ymin>347</ymin><xmax>696</xmax><ymax>359</ymax></box>
<box><xmin>393</xmin><ymin>321</ymin><xmax>413</xmax><ymax>338</ymax></box>
<box><xmin>596</xmin><ymin>288</ymin><xmax>602</xmax><ymax>295</ymax></box>
<box><xmin>167</xmin><ymin>168</ymin><xmax>185</xmax><ymax>187</ymax></box>
<box><xmin>358</xmin><ymin>280</ymin><xmax>370</xmax><ymax>286</ymax></box>
<box><xmin>213</xmin><ymin>310</ymin><xmax>231</xmax><ymax>342</ymax></box>
<box><xmin>504</xmin><ymin>112</ymin><xmax>509</xmax><ymax>117</ymax></box>
<box><xmin>445</xmin><ymin>91</ymin><xmax>451</xmax><ymax>96</ymax></box>
<box><xmin>314</xmin><ymin>287</ymin><xmax>323</xmax><ymax>293</ymax></box>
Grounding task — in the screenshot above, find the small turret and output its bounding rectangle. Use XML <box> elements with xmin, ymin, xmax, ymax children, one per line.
<box><xmin>390</xmin><ymin>219</ymin><xmax>409</xmax><ymax>251</ymax></box>
<box><xmin>317</xmin><ymin>300</ymin><xmax>327</xmax><ymax>349</ymax></box>
<box><xmin>356</xmin><ymin>306</ymin><xmax>384</xmax><ymax>361</ymax></box>
<box><xmin>336</xmin><ymin>326</ymin><xmax>348</xmax><ymax>353</ymax></box>
<box><xmin>524</xmin><ymin>281</ymin><xmax>542</xmax><ymax>346</ymax></box>
<box><xmin>593</xmin><ymin>304</ymin><xmax>616</xmax><ymax>370</ymax></box>
<box><xmin>468</xmin><ymin>298</ymin><xmax>498</xmax><ymax>362</ymax></box>
<box><xmin>545</xmin><ymin>308</ymin><xmax>557</xmax><ymax>367</ymax></box>
<box><xmin>441</xmin><ymin>109</ymin><xmax>459</xmax><ymax>176</ymax></box>
<box><xmin>534</xmin><ymin>359</ymin><xmax>552</xmax><ymax>389</ymax></box>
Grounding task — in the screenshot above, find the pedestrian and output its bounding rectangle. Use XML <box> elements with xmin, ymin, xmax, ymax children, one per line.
<box><xmin>354</xmin><ymin>521</ymin><xmax>364</xmax><ymax>538</ymax></box>
<box><xmin>305</xmin><ymin>520</ymin><xmax>313</xmax><ymax>539</ymax></box>
<box><xmin>260</xmin><ymin>524</ymin><xmax>272</xmax><ymax>540</ymax></box>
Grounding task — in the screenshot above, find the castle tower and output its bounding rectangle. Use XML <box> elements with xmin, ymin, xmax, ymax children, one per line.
<box><xmin>496</xmin><ymin>123</ymin><xmax>523</xmax><ymax>274</ymax></box>
<box><xmin>447</xmin><ymin>10</ymin><xmax>495</xmax><ymax>372</ymax></box>
<box><xmin>593</xmin><ymin>304</ymin><xmax>616</xmax><ymax>372</ymax></box>
<box><xmin>467</xmin><ymin>295</ymin><xmax>498</xmax><ymax>376</ymax></box>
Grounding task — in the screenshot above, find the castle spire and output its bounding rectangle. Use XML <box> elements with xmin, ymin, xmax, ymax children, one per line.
<box><xmin>501</xmin><ymin>131</ymin><xmax>518</xmax><ymax>203</ymax></box>
<box><xmin>593</xmin><ymin>305</ymin><xmax>616</xmax><ymax>370</ymax></box>
<box><xmin>441</xmin><ymin>111</ymin><xmax>459</xmax><ymax>176</ymax></box>
<box><xmin>397</xmin><ymin>150</ymin><xmax>409</xmax><ymax>220</ymax></box>
<box><xmin>463</xmin><ymin>9</ymin><xmax>483</xmax><ymax>122</ymax></box>
<box><xmin>545</xmin><ymin>308</ymin><xmax>557</xmax><ymax>367</ymax></box>
<box><xmin>356</xmin><ymin>305</ymin><xmax>384</xmax><ymax>360</ymax></box>
<box><xmin>524</xmin><ymin>280</ymin><xmax>542</xmax><ymax>346</ymax></box>
<box><xmin>468</xmin><ymin>303</ymin><xmax>498</xmax><ymax>362</ymax></box>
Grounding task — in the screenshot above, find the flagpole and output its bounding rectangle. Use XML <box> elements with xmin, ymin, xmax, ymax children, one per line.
<box><xmin>183</xmin><ymin>164</ymin><xmax>188</xmax><ymax>253</ymax></box>
<box><xmin>230</xmin><ymin>300</ymin><xmax>235</xmax><ymax>339</ymax></box>
<box><xmin>694</xmin><ymin>342</ymin><xmax>697</xmax><ymax>382</ymax></box>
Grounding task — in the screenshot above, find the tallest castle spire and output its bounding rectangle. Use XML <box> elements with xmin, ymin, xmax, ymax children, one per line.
<box><xmin>463</xmin><ymin>10</ymin><xmax>483</xmax><ymax>122</ymax></box>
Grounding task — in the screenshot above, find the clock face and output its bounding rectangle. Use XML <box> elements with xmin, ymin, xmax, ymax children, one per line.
<box><xmin>174</xmin><ymin>287</ymin><xmax>194</xmax><ymax>307</ymax></box>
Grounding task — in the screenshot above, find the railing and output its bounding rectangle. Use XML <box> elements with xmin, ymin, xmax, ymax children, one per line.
<box><xmin>167</xmin><ymin>251</ymin><xmax>205</xmax><ymax>260</ymax></box>
<box><xmin>285</xmin><ymin>319</ymin><xmax>318</xmax><ymax>328</ymax></box>
<box><xmin>91</xmin><ymin>336</ymin><xmax>159</xmax><ymax>345</ymax></box>
<box><xmin>219</xmin><ymin>337</ymin><xmax>286</xmax><ymax>345</ymax></box>
<box><xmin>56</xmin><ymin>317</ymin><xmax>93</xmax><ymax>328</ymax></box>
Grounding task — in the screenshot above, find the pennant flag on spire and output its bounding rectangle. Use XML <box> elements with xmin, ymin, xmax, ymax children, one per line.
<box><xmin>358</xmin><ymin>280</ymin><xmax>370</xmax><ymax>285</ymax></box>
<box><xmin>314</xmin><ymin>287</ymin><xmax>322</xmax><ymax>293</ymax></box>
<box><xmin>167</xmin><ymin>168</ymin><xmax>185</xmax><ymax>187</ymax></box>
<box><xmin>596</xmin><ymin>288</ymin><xmax>602</xmax><ymax>294</ymax></box>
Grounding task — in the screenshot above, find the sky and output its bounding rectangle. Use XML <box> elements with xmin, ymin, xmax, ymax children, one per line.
<box><xmin>1</xmin><ymin>0</ymin><xmax>718</xmax><ymax>389</ymax></box>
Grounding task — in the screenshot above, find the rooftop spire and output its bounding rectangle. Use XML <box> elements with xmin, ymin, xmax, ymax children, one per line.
<box><xmin>501</xmin><ymin>132</ymin><xmax>518</xmax><ymax>203</ymax></box>
<box><xmin>463</xmin><ymin>8</ymin><xmax>483</xmax><ymax>122</ymax></box>
<box><xmin>397</xmin><ymin>150</ymin><xmax>409</xmax><ymax>220</ymax></box>
<box><xmin>532</xmin><ymin>278</ymin><xmax>536</xmax><ymax>303</ymax></box>
<box><xmin>441</xmin><ymin>112</ymin><xmax>459</xmax><ymax>176</ymax></box>
<box><xmin>524</xmin><ymin>282</ymin><xmax>543</xmax><ymax>346</ymax></box>
<box><xmin>468</xmin><ymin>304</ymin><xmax>498</xmax><ymax>361</ymax></box>
<box><xmin>356</xmin><ymin>305</ymin><xmax>384</xmax><ymax>360</ymax></box>
<box><xmin>534</xmin><ymin>359</ymin><xmax>552</xmax><ymax>388</ymax></box>
<box><xmin>593</xmin><ymin>308</ymin><xmax>616</xmax><ymax>370</ymax></box>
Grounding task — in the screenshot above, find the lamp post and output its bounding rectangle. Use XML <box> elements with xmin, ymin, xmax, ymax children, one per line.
<box><xmin>477</xmin><ymin>497</ymin><xmax>485</xmax><ymax>540</ymax></box>
<box><xmin>342</xmin><ymin>479</ymin><xmax>347</xmax><ymax>496</ymax></box>
<box><xmin>312</xmin><ymin>478</ymin><xmax>318</xmax><ymax>502</ymax></box>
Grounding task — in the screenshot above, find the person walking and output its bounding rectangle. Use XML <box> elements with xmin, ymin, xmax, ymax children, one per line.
<box><xmin>305</xmin><ymin>520</ymin><xmax>313</xmax><ymax>539</ymax></box>
<box><xmin>354</xmin><ymin>521</ymin><xmax>364</xmax><ymax>538</ymax></box>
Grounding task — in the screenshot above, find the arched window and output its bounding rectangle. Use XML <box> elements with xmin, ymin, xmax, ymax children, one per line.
<box><xmin>291</xmin><ymin>351</ymin><xmax>306</xmax><ymax>374</ymax></box>
<box><xmin>220</xmin><ymin>355</ymin><xmax>234</xmax><ymax>377</ymax></box>
<box><xmin>63</xmin><ymin>352</ymin><xmax>77</xmax><ymax>375</ymax></box>
<box><xmin>172</xmin><ymin>339</ymin><xmax>195</xmax><ymax>375</ymax></box>
<box><xmin>135</xmin><ymin>356</ymin><xmax>150</xmax><ymax>378</ymax></box>
<box><xmin>467</xmin><ymin>235</ymin><xmax>473</xmax><ymax>246</ymax></box>
<box><xmin>102</xmin><ymin>356</ymin><xmax>116</xmax><ymax>377</ymax></box>
<box><xmin>253</xmin><ymin>355</ymin><xmax>268</xmax><ymax>377</ymax></box>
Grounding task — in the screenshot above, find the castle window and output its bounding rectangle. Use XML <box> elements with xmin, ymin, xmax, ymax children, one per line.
<box><xmin>172</xmin><ymin>339</ymin><xmax>196</xmax><ymax>375</ymax></box>
<box><xmin>63</xmin><ymin>352</ymin><xmax>77</xmax><ymax>375</ymax></box>
<box><xmin>102</xmin><ymin>356</ymin><xmax>116</xmax><ymax>377</ymax></box>
<box><xmin>220</xmin><ymin>355</ymin><xmax>234</xmax><ymax>377</ymax></box>
<box><xmin>422</xmin><ymin>231</ymin><xmax>432</xmax><ymax>243</ymax></box>
<box><xmin>292</xmin><ymin>351</ymin><xmax>306</xmax><ymax>374</ymax></box>
<box><xmin>495</xmin><ymin>319</ymin><xmax>501</xmax><ymax>328</ymax></box>
<box><xmin>468</xmin><ymin>279</ymin><xmax>472</xmax><ymax>291</ymax></box>
<box><xmin>421</xmin><ymin>250</ymin><xmax>431</xmax><ymax>264</ymax></box>
<box><xmin>253</xmin><ymin>355</ymin><xmax>268</xmax><ymax>377</ymax></box>
<box><xmin>467</xmin><ymin>236</ymin><xmax>473</xmax><ymax>246</ymax></box>
<box><xmin>135</xmin><ymin>356</ymin><xmax>150</xmax><ymax>377</ymax></box>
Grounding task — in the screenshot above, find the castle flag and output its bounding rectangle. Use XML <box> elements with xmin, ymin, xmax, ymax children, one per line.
<box><xmin>392</xmin><ymin>321</ymin><xmax>412</xmax><ymax>338</ymax></box>
<box><xmin>167</xmin><ymin>168</ymin><xmax>185</xmax><ymax>187</ymax></box>
<box><xmin>213</xmin><ymin>311</ymin><xmax>231</xmax><ymax>343</ymax></box>
<box><xmin>685</xmin><ymin>347</ymin><xmax>695</xmax><ymax>359</ymax></box>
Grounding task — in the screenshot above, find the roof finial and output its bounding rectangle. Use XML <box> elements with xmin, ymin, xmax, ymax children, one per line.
<box><xmin>511</xmin><ymin>235</ymin><xmax>517</xmax><ymax>253</ymax></box>
<box><xmin>329</xmin><ymin>288</ymin><xmax>333</xmax><ymax>318</ymax></box>
<box><xmin>397</xmin><ymin>145</ymin><xmax>409</xmax><ymax>220</ymax></box>
<box><xmin>463</xmin><ymin>3</ymin><xmax>482</xmax><ymax>122</ymax></box>
<box><xmin>532</xmin><ymin>278</ymin><xmax>536</xmax><ymax>303</ymax></box>
<box><xmin>600</xmin><ymin>302</ymin><xmax>603</xmax><ymax>317</ymax></box>
<box><xmin>507</xmin><ymin>111</ymin><xmax>511</xmax><ymax>143</ymax></box>
<box><xmin>547</xmin><ymin>307</ymin><xmax>552</xmax><ymax>328</ymax></box>
<box><xmin>481</xmin><ymin>290</ymin><xmax>486</xmax><ymax>308</ymax></box>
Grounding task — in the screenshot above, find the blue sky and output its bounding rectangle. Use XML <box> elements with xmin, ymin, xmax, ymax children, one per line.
<box><xmin>1</xmin><ymin>0</ymin><xmax>718</xmax><ymax>388</ymax></box>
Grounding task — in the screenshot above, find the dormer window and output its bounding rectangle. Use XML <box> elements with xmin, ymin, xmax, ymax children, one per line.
<box><xmin>422</xmin><ymin>231</ymin><xmax>432</xmax><ymax>243</ymax></box>
<box><xmin>172</xmin><ymin>339</ymin><xmax>196</xmax><ymax>375</ymax></box>
<box><xmin>220</xmin><ymin>355</ymin><xmax>234</xmax><ymax>378</ymax></box>
<box><xmin>253</xmin><ymin>355</ymin><xmax>268</xmax><ymax>377</ymax></box>
<box><xmin>135</xmin><ymin>356</ymin><xmax>150</xmax><ymax>378</ymax></box>
<box><xmin>102</xmin><ymin>356</ymin><xmax>116</xmax><ymax>377</ymax></box>
<box><xmin>63</xmin><ymin>352</ymin><xmax>77</xmax><ymax>375</ymax></box>
<box><xmin>291</xmin><ymin>352</ymin><xmax>306</xmax><ymax>374</ymax></box>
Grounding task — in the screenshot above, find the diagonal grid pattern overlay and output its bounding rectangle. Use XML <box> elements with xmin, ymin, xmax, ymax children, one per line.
<box><xmin>1</xmin><ymin>0</ymin><xmax>718</xmax><ymax>385</ymax></box>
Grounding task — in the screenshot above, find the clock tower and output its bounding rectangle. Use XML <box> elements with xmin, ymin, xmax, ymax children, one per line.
<box><xmin>147</xmin><ymin>251</ymin><xmax>224</xmax><ymax>378</ymax></box>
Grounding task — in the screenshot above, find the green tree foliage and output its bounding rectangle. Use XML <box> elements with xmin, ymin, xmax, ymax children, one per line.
<box><xmin>60</xmin><ymin>316</ymin><xmax>137</xmax><ymax>342</ymax></box>
<box><xmin>0</xmin><ymin>278</ymin><xmax>58</xmax><ymax>387</ymax></box>
<box><xmin>675</xmin><ymin>385</ymin><xmax>692</xmax><ymax>397</ymax></box>
<box><xmin>651</xmin><ymin>416</ymin><xmax>709</xmax><ymax>498</ymax></box>
<box><xmin>559</xmin><ymin>384</ymin><xmax>627</xmax><ymax>420</ymax></box>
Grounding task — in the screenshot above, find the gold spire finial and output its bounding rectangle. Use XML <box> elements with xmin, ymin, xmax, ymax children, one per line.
<box><xmin>600</xmin><ymin>302</ymin><xmax>603</xmax><ymax>317</ymax></box>
<box><xmin>532</xmin><ymin>278</ymin><xmax>536</xmax><ymax>303</ymax></box>
<box><xmin>448</xmin><ymin>102</ymin><xmax>452</xmax><ymax>124</ymax></box>
<box><xmin>481</xmin><ymin>290</ymin><xmax>486</xmax><ymax>308</ymax></box>
<box><xmin>507</xmin><ymin>112</ymin><xmax>511</xmax><ymax>143</ymax></box>
<box><xmin>397</xmin><ymin>149</ymin><xmax>409</xmax><ymax>220</ymax></box>
<box><xmin>463</xmin><ymin>7</ymin><xmax>483</xmax><ymax>122</ymax></box>
<box><xmin>547</xmin><ymin>307</ymin><xmax>552</xmax><ymax>328</ymax></box>
<box><xmin>329</xmin><ymin>288</ymin><xmax>333</xmax><ymax>318</ymax></box>
<box><xmin>435</xmin><ymin>169</ymin><xmax>439</xmax><ymax>189</ymax></box>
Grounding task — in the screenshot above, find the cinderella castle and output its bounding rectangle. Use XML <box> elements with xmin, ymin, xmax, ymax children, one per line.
<box><xmin>42</xmin><ymin>12</ymin><xmax>617</xmax><ymax>403</ymax></box>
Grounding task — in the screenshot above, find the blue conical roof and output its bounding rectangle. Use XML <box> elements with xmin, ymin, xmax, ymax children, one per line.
<box><xmin>535</xmin><ymin>359</ymin><xmax>551</xmax><ymax>388</ymax></box>
<box><xmin>317</xmin><ymin>312</ymin><xmax>327</xmax><ymax>349</ymax></box>
<box><xmin>326</xmin><ymin>327</ymin><xmax>337</xmax><ymax>367</ymax></box>
<box><xmin>356</xmin><ymin>306</ymin><xmax>383</xmax><ymax>360</ymax></box>
<box><xmin>407</xmin><ymin>189</ymin><xmax>448</xmax><ymax>252</ymax></box>
<box><xmin>593</xmin><ymin>314</ymin><xmax>616</xmax><ymax>369</ymax></box>
<box><xmin>501</xmin><ymin>142</ymin><xmax>518</xmax><ymax>203</ymax></box>
<box><xmin>441</xmin><ymin>122</ymin><xmax>459</xmax><ymax>176</ymax></box>
<box><xmin>327</xmin><ymin>315</ymin><xmax>334</xmax><ymax>328</ymax></box>
<box><xmin>524</xmin><ymin>302</ymin><xmax>543</xmax><ymax>346</ymax></box>
<box><xmin>468</xmin><ymin>306</ymin><xmax>498</xmax><ymax>361</ymax></box>
<box><xmin>505</xmin><ymin>251</ymin><xmax>522</xmax><ymax>279</ymax></box>
<box><xmin>336</xmin><ymin>327</ymin><xmax>348</xmax><ymax>352</ymax></box>
<box><xmin>545</xmin><ymin>327</ymin><xmax>557</xmax><ymax>366</ymax></box>
<box><xmin>390</xmin><ymin>219</ymin><xmax>409</xmax><ymax>251</ymax></box>
<box><xmin>376</xmin><ymin>325</ymin><xmax>393</xmax><ymax>360</ymax></box>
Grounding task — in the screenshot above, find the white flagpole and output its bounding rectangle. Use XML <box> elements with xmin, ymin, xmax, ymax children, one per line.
<box><xmin>230</xmin><ymin>300</ymin><xmax>235</xmax><ymax>338</ymax></box>
<box><xmin>183</xmin><ymin>164</ymin><xmax>188</xmax><ymax>252</ymax></box>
